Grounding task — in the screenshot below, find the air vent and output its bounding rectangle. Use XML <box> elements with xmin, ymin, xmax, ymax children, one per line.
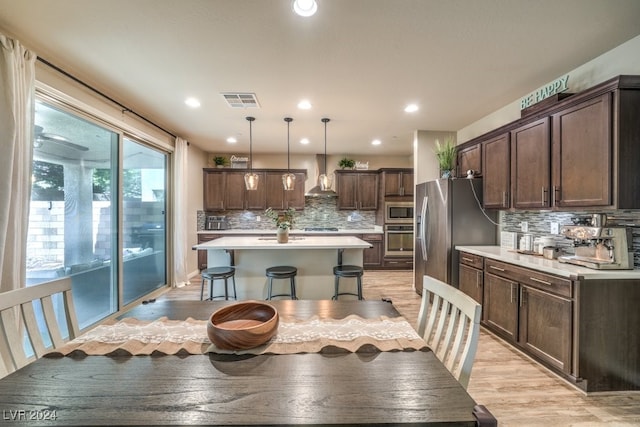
<box><xmin>221</xmin><ymin>92</ymin><xmax>260</xmax><ymax>109</ymax></box>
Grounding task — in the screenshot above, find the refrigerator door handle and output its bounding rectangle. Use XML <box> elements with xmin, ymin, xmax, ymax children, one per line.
<box><xmin>420</xmin><ymin>196</ymin><xmax>428</xmax><ymax>261</ymax></box>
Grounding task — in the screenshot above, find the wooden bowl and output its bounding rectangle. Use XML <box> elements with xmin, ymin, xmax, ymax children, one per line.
<box><xmin>207</xmin><ymin>301</ymin><xmax>279</xmax><ymax>350</ymax></box>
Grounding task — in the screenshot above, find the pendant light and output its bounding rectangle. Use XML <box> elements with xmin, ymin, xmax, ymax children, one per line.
<box><xmin>282</xmin><ymin>117</ymin><xmax>296</xmax><ymax>191</ymax></box>
<box><xmin>319</xmin><ymin>118</ymin><xmax>332</xmax><ymax>190</ymax></box>
<box><xmin>244</xmin><ymin>116</ymin><xmax>259</xmax><ymax>191</ymax></box>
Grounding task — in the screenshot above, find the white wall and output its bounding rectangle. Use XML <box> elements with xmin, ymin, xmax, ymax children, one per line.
<box><xmin>412</xmin><ymin>130</ymin><xmax>457</xmax><ymax>185</ymax></box>
<box><xmin>457</xmin><ymin>35</ymin><xmax>640</xmax><ymax>143</ymax></box>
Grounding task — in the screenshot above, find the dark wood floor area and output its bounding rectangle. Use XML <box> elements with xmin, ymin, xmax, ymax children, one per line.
<box><xmin>160</xmin><ymin>270</ymin><xmax>640</xmax><ymax>426</ymax></box>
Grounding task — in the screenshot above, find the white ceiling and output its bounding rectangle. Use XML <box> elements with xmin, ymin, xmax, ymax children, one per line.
<box><xmin>1</xmin><ymin>0</ymin><xmax>640</xmax><ymax>156</ymax></box>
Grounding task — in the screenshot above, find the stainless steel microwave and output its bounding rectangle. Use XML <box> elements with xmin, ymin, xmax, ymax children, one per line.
<box><xmin>385</xmin><ymin>201</ymin><xmax>414</xmax><ymax>223</ymax></box>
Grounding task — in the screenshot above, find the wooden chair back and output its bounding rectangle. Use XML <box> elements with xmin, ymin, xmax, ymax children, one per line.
<box><xmin>0</xmin><ymin>278</ymin><xmax>79</xmax><ymax>378</ymax></box>
<box><xmin>416</xmin><ymin>275</ymin><xmax>482</xmax><ymax>389</ymax></box>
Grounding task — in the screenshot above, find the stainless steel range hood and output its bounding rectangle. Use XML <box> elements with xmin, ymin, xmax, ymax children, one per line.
<box><xmin>305</xmin><ymin>154</ymin><xmax>338</xmax><ymax>198</ymax></box>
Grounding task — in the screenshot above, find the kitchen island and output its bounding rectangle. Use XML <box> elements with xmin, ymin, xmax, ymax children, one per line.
<box><xmin>193</xmin><ymin>235</ymin><xmax>372</xmax><ymax>300</ymax></box>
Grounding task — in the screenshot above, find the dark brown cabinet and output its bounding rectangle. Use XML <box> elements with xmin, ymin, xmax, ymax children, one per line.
<box><xmin>551</xmin><ymin>93</ymin><xmax>612</xmax><ymax>208</ymax></box>
<box><xmin>483</xmin><ymin>272</ymin><xmax>519</xmax><ymax>341</ymax></box>
<box><xmin>382</xmin><ymin>169</ymin><xmax>413</xmax><ymax>197</ymax></box>
<box><xmin>224</xmin><ymin>171</ymin><xmax>267</xmax><ymax>210</ymax></box>
<box><xmin>482</xmin><ymin>133</ymin><xmax>510</xmax><ymax>209</ymax></box>
<box><xmin>456</xmin><ymin>144</ymin><xmax>482</xmax><ymax>178</ymax></box>
<box><xmin>361</xmin><ymin>233</ymin><xmax>383</xmax><ymax>268</ymax></box>
<box><xmin>335</xmin><ymin>171</ymin><xmax>379</xmax><ymax>210</ymax></box>
<box><xmin>511</xmin><ymin>118</ymin><xmax>551</xmax><ymax>209</ymax></box>
<box><xmin>264</xmin><ymin>171</ymin><xmax>306</xmax><ymax>210</ymax></box>
<box><xmin>196</xmin><ymin>234</ymin><xmax>222</xmax><ymax>270</ymax></box>
<box><xmin>458</xmin><ymin>252</ymin><xmax>484</xmax><ymax>304</ymax></box>
<box><xmin>203</xmin><ymin>171</ymin><xmax>226</xmax><ymax>211</ymax></box>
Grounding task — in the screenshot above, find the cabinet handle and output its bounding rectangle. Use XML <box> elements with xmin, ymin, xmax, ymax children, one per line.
<box><xmin>541</xmin><ymin>187</ymin><xmax>548</xmax><ymax>205</ymax></box>
<box><xmin>510</xmin><ymin>283</ymin><xmax>515</xmax><ymax>303</ymax></box>
<box><xmin>462</xmin><ymin>257</ymin><xmax>474</xmax><ymax>262</ymax></box>
<box><xmin>489</xmin><ymin>265</ymin><xmax>505</xmax><ymax>272</ymax></box>
<box><xmin>502</xmin><ymin>191</ymin><xmax>507</xmax><ymax>207</ymax></box>
<box><xmin>552</xmin><ymin>186</ymin><xmax>559</xmax><ymax>205</ymax></box>
<box><xmin>529</xmin><ymin>277</ymin><xmax>552</xmax><ymax>286</ymax></box>
<box><xmin>476</xmin><ymin>270</ymin><xmax>482</xmax><ymax>287</ymax></box>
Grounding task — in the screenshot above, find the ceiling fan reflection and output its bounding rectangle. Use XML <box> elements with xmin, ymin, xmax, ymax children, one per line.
<box><xmin>34</xmin><ymin>126</ymin><xmax>89</xmax><ymax>152</ymax></box>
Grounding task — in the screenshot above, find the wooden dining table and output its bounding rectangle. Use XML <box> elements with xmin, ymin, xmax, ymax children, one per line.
<box><xmin>0</xmin><ymin>299</ymin><xmax>495</xmax><ymax>426</ymax></box>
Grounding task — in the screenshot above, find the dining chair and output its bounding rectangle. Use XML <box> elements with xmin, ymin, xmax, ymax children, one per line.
<box><xmin>0</xmin><ymin>278</ymin><xmax>80</xmax><ymax>378</ymax></box>
<box><xmin>416</xmin><ymin>275</ymin><xmax>482</xmax><ymax>389</ymax></box>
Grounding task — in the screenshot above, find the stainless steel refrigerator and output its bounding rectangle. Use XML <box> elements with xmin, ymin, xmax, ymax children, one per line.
<box><xmin>414</xmin><ymin>178</ymin><xmax>497</xmax><ymax>295</ymax></box>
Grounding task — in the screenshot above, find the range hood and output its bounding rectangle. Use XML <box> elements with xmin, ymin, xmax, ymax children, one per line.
<box><xmin>305</xmin><ymin>154</ymin><xmax>338</xmax><ymax>198</ymax></box>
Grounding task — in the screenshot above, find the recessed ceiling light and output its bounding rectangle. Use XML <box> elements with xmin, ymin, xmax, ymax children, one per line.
<box><xmin>300</xmin><ymin>138</ymin><xmax>310</xmax><ymax>145</ymax></box>
<box><xmin>371</xmin><ymin>139</ymin><xmax>381</xmax><ymax>146</ymax></box>
<box><xmin>293</xmin><ymin>0</ymin><xmax>318</xmax><ymax>17</ymax></box>
<box><xmin>226</xmin><ymin>137</ymin><xmax>237</xmax><ymax>143</ymax></box>
<box><xmin>404</xmin><ymin>103</ymin><xmax>419</xmax><ymax>113</ymax></box>
<box><xmin>297</xmin><ymin>100</ymin><xmax>312</xmax><ymax>110</ymax></box>
<box><xmin>185</xmin><ymin>97</ymin><xmax>201</xmax><ymax>108</ymax></box>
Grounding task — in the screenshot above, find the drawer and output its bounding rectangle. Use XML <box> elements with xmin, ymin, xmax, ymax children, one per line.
<box><xmin>198</xmin><ymin>234</ymin><xmax>221</xmax><ymax>243</ymax></box>
<box><xmin>485</xmin><ymin>259</ymin><xmax>572</xmax><ymax>298</ymax></box>
<box><xmin>459</xmin><ymin>251</ymin><xmax>484</xmax><ymax>269</ymax></box>
<box><xmin>362</xmin><ymin>233</ymin><xmax>383</xmax><ymax>241</ymax></box>
<box><xmin>383</xmin><ymin>258</ymin><xmax>413</xmax><ymax>269</ymax></box>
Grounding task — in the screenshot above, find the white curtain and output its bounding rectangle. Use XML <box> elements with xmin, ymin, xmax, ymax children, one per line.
<box><xmin>0</xmin><ymin>34</ymin><xmax>36</xmax><ymax>294</ymax></box>
<box><xmin>172</xmin><ymin>137</ymin><xmax>190</xmax><ymax>288</ymax></box>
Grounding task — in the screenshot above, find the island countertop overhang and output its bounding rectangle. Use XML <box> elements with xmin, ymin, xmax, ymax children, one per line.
<box><xmin>193</xmin><ymin>235</ymin><xmax>372</xmax><ymax>250</ymax></box>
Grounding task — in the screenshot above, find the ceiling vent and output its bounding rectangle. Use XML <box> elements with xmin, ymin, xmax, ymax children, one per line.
<box><xmin>221</xmin><ymin>92</ymin><xmax>260</xmax><ymax>109</ymax></box>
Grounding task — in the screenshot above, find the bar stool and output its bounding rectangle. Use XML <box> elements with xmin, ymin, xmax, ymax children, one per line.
<box><xmin>332</xmin><ymin>265</ymin><xmax>364</xmax><ymax>300</ymax></box>
<box><xmin>265</xmin><ymin>266</ymin><xmax>298</xmax><ymax>300</ymax></box>
<box><xmin>200</xmin><ymin>266</ymin><xmax>237</xmax><ymax>301</ymax></box>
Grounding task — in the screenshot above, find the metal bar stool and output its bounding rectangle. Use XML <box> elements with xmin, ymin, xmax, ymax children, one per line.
<box><xmin>265</xmin><ymin>266</ymin><xmax>298</xmax><ymax>300</ymax></box>
<box><xmin>200</xmin><ymin>266</ymin><xmax>237</xmax><ymax>301</ymax></box>
<box><xmin>332</xmin><ymin>265</ymin><xmax>364</xmax><ymax>300</ymax></box>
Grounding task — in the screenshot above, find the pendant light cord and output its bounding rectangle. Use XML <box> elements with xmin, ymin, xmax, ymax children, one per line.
<box><xmin>322</xmin><ymin>118</ymin><xmax>330</xmax><ymax>174</ymax></box>
<box><xmin>246</xmin><ymin>116</ymin><xmax>255</xmax><ymax>171</ymax></box>
<box><xmin>285</xmin><ymin>117</ymin><xmax>293</xmax><ymax>171</ymax></box>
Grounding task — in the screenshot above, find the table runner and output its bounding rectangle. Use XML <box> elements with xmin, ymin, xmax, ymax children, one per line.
<box><xmin>45</xmin><ymin>315</ymin><xmax>427</xmax><ymax>357</ymax></box>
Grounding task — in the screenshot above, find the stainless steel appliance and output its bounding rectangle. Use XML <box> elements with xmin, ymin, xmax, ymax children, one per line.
<box><xmin>384</xmin><ymin>224</ymin><xmax>414</xmax><ymax>256</ymax></box>
<box><xmin>558</xmin><ymin>225</ymin><xmax>633</xmax><ymax>269</ymax></box>
<box><xmin>414</xmin><ymin>178</ymin><xmax>497</xmax><ymax>294</ymax></box>
<box><xmin>206</xmin><ymin>215</ymin><xmax>230</xmax><ymax>230</ymax></box>
<box><xmin>384</xmin><ymin>201</ymin><xmax>414</xmax><ymax>224</ymax></box>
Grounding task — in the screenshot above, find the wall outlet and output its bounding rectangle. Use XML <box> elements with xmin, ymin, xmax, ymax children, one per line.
<box><xmin>550</xmin><ymin>222</ymin><xmax>559</xmax><ymax>234</ymax></box>
<box><xmin>256</xmin><ymin>215</ymin><xmax>261</xmax><ymax>222</ymax></box>
<box><xmin>520</xmin><ymin>221</ymin><xmax>528</xmax><ymax>232</ymax></box>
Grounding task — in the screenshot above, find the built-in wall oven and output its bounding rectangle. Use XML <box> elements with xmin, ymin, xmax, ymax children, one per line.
<box><xmin>384</xmin><ymin>224</ymin><xmax>414</xmax><ymax>256</ymax></box>
<box><xmin>385</xmin><ymin>201</ymin><xmax>414</xmax><ymax>224</ymax></box>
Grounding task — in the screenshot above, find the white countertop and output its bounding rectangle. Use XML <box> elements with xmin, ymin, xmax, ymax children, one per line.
<box><xmin>456</xmin><ymin>245</ymin><xmax>640</xmax><ymax>280</ymax></box>
<box><xmin>198</xmin><ymin>228</ymin><xmax>383</xmax><ymax>235</ymax></box>
<box><xmin>194</xmin><ymin>235</ymin><xmax>372</xmax><ymax>250</ymax></box>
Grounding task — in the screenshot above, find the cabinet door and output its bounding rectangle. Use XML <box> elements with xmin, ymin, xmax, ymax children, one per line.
<box><xmin>519</xmin><ymin>286</ymin><xmax>572</xmax><ymax>374</ymax></box>
<box><xmin>357</xmin><ymin>173</ymin><xmax>379</xmax><ymax>210</ymax></box>
<box><xmin>203</xmin><ymin>171</ymin><xmax>225</xmax><ymax>211</ymax></box>
<box><xmin>224</xmin><ymin>172</ymin><xmax>248</xmax><ymax>210</ymax></box>
<box><xmin>482</xmin><ymin>133</ymin><xmax>510</xmax><ymax>209</ymax></box>
<box><xmin>552</xmin><ymin>93</ymin><xmax>612</xmax><ymax>207</ymax></box>
<box><xmin>336</xmin><ymin>173</ymin><xmax>358</xmax><ymax>210</ymax></box>
<box><xmin>197</xmin><ymin>234</ymin><xmax>221</xmax><ymax>270</ymax></box>
<box><xmin>401</xmin><ymin>172</ymin><xmax>414</xmax><ymax>196</ymax></box>
<box><xmin>483</xmin><ymin>273</ymin><xmax>518</xmax><ymax>342</ymax></box>
<box><xmin>284</xmin><ymin>172</ymin><xmax>306</xmax><ymax>209</ymax></box>
<box><xmin>245</xmin><ymin>171</ymin><xmax>266</xmax><ymax>210</ymax></box>
<box><xmin>511</xmin><ymin>118</ymin><xmax>551</xmax><ymax>209</ymax></box>
<box><xmin>459</xmin><ymin>263</ymin><xmax>483</xmax><ymax>304</ymax></box>
<box><xmin>363</xmin><ymin>239</ymin><xmax>383</xmax><ymax>268</ymax></box>
<box><xmin>457</xmin><ymin>144</ymin><xmax>482</xmax><ymax>178</ymax></box>
<box><xmin>265</xmin><ymin>172</ymin><xmax>285</xmax><ymax>210</ymax></box>
<box><xmin>383</xmin><ymin>172</ymin><xmax>401</xmax><ymax>196</ymax></box>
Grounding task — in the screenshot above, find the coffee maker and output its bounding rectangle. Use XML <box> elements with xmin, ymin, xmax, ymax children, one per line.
<box><xmin>558</xmin><ymin>225</ymin><xmax>633</xmax><ymax>270</ymax></box>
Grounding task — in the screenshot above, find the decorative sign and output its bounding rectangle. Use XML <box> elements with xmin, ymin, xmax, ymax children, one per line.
<box><xmin>355</xmin><ymin>161</ymin><xmax>369</xmax><ymax>170</ymax></box>
<box><xmin>520</xmin><ymin>74</ymin><xmax>570</xmax><ymax>110</ymax></box>
<box><xmin>230</xmin><ymin>154</ymin><xmax>249</xmax><ymax>169</ymax></box>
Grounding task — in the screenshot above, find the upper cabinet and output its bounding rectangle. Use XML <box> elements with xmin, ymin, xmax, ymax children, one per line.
<box><xmin>511</xmin><ymin>118</ymin><xmax>551</xmax><ymax>209</ymax></box>
<box><xmin>473</xmin><ymin>75</ymin><xmax>640</xmax><ymax>211</ymax></box>
<box><xmin>203</xmin><ymin>169</ymin><xmax>305</xmax><ymax>211</ymax></box>
<box><xmin>456</xmin><ymin>144</ymin><xmax>482</xmax><ymax>178</ymax></box>
<box><xmin>265</xmin><ymin>171</ymin><xmax>306</xmax><ymax>210</ymax></box>
<box><xmin>482</xmin><ymin>133</ymin><xmax>510</xmax><ymax>209</ymax></box>
<box><xmin>335</xmin><ymin>170</ymin><xmax>379</xmax><ymax>210</ymax></box>
<box><xmin>382</xmin><ymin>169</ymin><xmax>413</xmax><ymax>197</ymax></box>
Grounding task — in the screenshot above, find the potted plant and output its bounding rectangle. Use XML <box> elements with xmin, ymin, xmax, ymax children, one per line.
<box><xmin>265</xmin><ymin>207</ymin><xmax>296</xmax><ymax>243</ymax></box>
<box><xmin>434</xmin><ymin>138</ymin><xmax>456</xmax><ymax>178</ymax></box>
<box><xmin>213</xmin><ymin>156</ymin><xmax>228</xmax><ymax>168</ymax></box>
<box><xmin>338</xmin><ymin>157</ymin><xmax>355</xmax><ymax>170</ymax></box>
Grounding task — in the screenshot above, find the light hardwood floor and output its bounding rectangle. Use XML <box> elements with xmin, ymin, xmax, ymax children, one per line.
<box><xmin>160</xmin><ymin>270</ymin><xmax>640</xmax><ymax>426</ymax></box>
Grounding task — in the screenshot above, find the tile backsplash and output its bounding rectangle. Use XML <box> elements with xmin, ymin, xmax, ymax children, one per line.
<box><xmin>500</xmin><ymin>210</ymin><xmax>640</xmax><ymax>268</ymax></box>
<box><xmin>198</xmin><ymin>196</ymin><xmax>377</xmax><ymax>231</ymax></box>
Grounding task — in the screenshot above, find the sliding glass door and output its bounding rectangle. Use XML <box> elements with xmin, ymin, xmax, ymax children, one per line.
<box><xmin>28</xmin><ymin>99</ymin><xmax>168</xmax><ymax>329</ymax></box>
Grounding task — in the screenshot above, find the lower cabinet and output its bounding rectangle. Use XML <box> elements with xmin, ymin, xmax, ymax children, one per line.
<box><xmin>482</xmin><ymin>259</ymin><xmax>574</xmax><ymax>375</ymax></box>
<box><xmin>458</xmin><ymin>252</ymin><xmax>484</xmax><ymax>304</ymax></box>
<box><xmin>197</xmin><ymin>234</ymin><xmax>221</xmax><ymax>270</ymax></box>
<box><xmin>361</xmin><ymin>234</ymin><xmax>383</xmax><ymax>269</ymax></box>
